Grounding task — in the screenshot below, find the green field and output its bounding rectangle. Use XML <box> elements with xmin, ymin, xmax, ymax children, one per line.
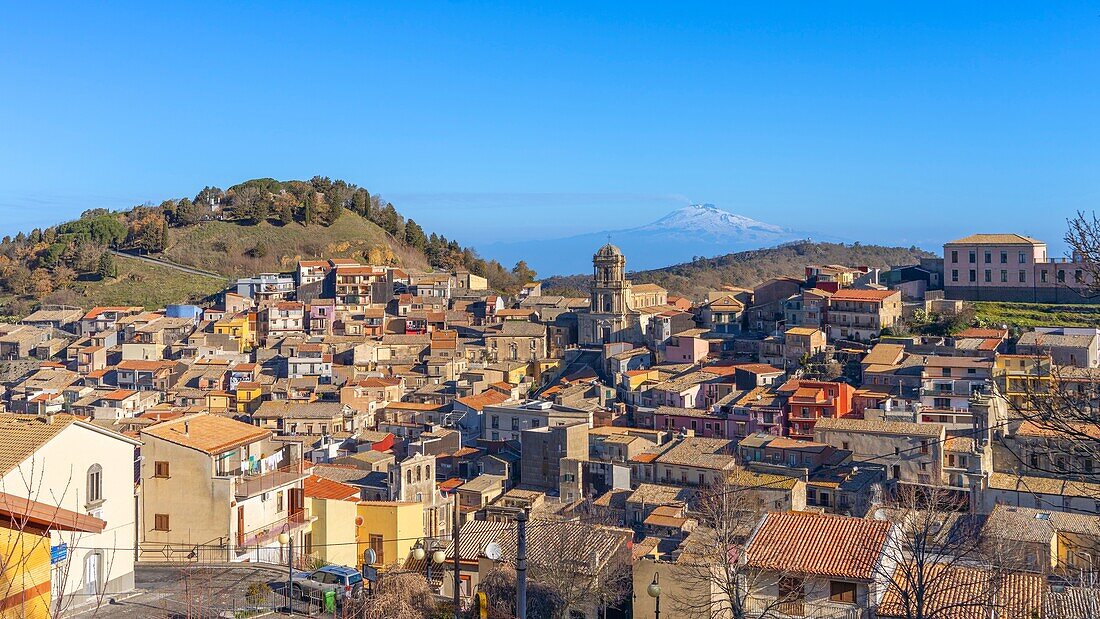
<box><xmin>973</xmin><ymin>301</ymin><xmax>1100</xmax><ymax>328</ymax></box>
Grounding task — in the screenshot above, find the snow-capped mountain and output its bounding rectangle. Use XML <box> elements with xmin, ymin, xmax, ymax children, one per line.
<box><xmin>634</xmin><ymin>203</ymin><xmax>789</xmax><ymax>239</ymax></box>
<box><xmin>483</xmin><ymin>203</ymin><xmax>812</xmax><ymax>276</ymax></box>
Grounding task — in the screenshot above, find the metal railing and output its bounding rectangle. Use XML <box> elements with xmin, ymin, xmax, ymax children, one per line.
<box><xmin>234</xmin><ymin>461</ymin><xmax>306</xmax><ymax>499</ymax></box>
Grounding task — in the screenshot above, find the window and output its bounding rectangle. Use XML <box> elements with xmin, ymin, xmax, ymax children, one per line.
<box><xmin>1000</xmin><ymin>251</ymin><xmax>1008</xmax><ymax>264</ymax></box>
<box><xmin>154</xmin><ymin>461</ymin><xmax>170</xmax><ymax>478</ymax></box>
<box><xmin>1000</xmin><ymin>270</ymin><xmax>1007</xmax><ymax>283</ymax></box>
<box><xmin>154</xmin><ymin>514</ymin><xmax>170</xmax><ymax>531</ymax></box>
<box><xmin>951</xmin><ymin>269</ymin><xmax>958</xmax><ymax>282</ymax></box>
<box><xmin>969</xmin><ymin>269</ymin><xmax>976</xmax><ymax>283</ymax></box>
<box><xmin>842</xmin><ymin>441</ymin><xmax>849</xmax><ymax>451</ymax></box>
<box><xmin>1019</xmin><ymin>251</ymin><xmax>1027</xmax><ymax>264</ymax></box>
<box><xmin>1076</xmin><ymin>270</ymin><xmax>1084</xmax><ymax>283</ymax></box>
<box><xmin>87</xmin><ymin>464</ymin><xmax>103</xmax><ymax>504</ymax></box>
<box><xmin>1041</xmin><ymin>270</ymin><xmax>1048</xmax><ymax>283</ymax></box>
<box><xmin>984</xmin><ymin>251</ymin><xmax>992</xmax><ymax>263</ymax></box>
<box><xmin>892</xmin><ymin>465</ymin><xmax>901</xmax><ymax>479</ymax></box>
<box><xmin>951</xmin><ymin>250</ymin><xmax>958</xmax><ymax>263</ymax></box>
<box><xmin>491</xmin><ymin>416</ymin><xmax>499</xmax><ymax>429</ymax></box>
<box><xmin>276</xmin><ymin>491</ymin><xmax>284</xmax><ymax>513</ymax></box>
<box><xmin>984</xmin><ymin>270</ymin><xmax>992</xmax><ymax>283</ymax></box>
<box><xmin>830</xmin><ymin>580</ymin><xmax>857</xmax><ymax>604</ymax></box>
<box><xmin>1019</xmin><ymin>270</ymin><xmax>1026</xmax><ymax>283</ymax></box>
<box><xmin>920</xmin><ymin>441</ymin><xmax>929</xmax><ymax>455</ymax></box>
<box><xmin>1058</xmin><ymin>270</ymin><xmax>1066</xmax><ymax>282</ymax></box>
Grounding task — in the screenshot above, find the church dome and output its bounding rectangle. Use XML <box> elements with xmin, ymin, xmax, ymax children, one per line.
<box><xmin>594</xmin><ymin>243</ymin><xmax>624</xmax><ymax>260</ymax></box>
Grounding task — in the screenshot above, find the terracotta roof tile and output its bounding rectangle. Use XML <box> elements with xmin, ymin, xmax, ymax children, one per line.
<box><xmin>745</xmin><ymin>512</ymin><xmax>891</xmax><ymax>580</ymax></box>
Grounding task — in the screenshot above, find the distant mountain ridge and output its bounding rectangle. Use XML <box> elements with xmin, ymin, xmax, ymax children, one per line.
<box><xmin>541</xmin><ymin>240</ymin><xmax>934</xmax><ymax>299</ymax></box>
<box><xmin>483</xmin><ymin>203</ymin><xmax>825</xmax><ymax>275</ymax></box>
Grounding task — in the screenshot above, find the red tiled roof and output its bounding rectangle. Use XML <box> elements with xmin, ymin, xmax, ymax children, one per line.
<box><xmin>745</xmin><ymin>512</ymin><xmax>891</xmax><ymax>580</ymax></box>
<box><xmin>830</xmin><ymin>289</ymin><xmax>899</xmax><ymax>302</ymax></box>
<box><xmin>455</xmin><ymin>390</ymin><xmax>510</xmax><ymax>412</ymax></box>
<box><xmin>303</xmin><ymin>475</ymin><xmax>361</xmax><ymax>501</ymax></box>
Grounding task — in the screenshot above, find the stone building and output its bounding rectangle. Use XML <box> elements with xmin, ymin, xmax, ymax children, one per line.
<box><xmin>578</xmin><ymin>244</ymin><xmax>665</xmax><ymax>347</ymax></box>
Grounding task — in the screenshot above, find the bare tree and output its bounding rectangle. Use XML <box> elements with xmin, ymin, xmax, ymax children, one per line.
<box><xmin>670</xmin><ymin>482</ymin><xmax>793</xmax><ymax>619</ymax></box>
<box><xmin>354</xmin><ymin>571</ymin><xmax>437</xmax><ymax>619</ymax></box>
<box><xmin>869</xmin><ymin>486</ymin><xmax>1019</xmax><ymax>619</ymax></box>
<box><xmin>479</xmin><ymin>563</ymin><xmax>562</xmax><ymax>619</ymax></box>
<box><xmin>524</xmin><ymin>517</ymin><xmax>633</xmax><ymax>619</ymax></box>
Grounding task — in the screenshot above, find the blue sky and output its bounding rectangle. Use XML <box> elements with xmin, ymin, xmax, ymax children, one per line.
<box><xmin>1</xmin><ymin>2</ymin><xmax>1098</xmax><ymax>256</ymax></box>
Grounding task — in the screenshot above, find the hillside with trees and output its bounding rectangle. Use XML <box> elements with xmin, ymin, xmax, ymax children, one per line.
<box><xmin>0</xmin><ymin>176</ymin><xmax>538</xmax><ymax>315</ymax></box>
<box><xmin>541</xmin><ymin>241</ymin><xmax>935</xmax><ymax>298</ymax></box>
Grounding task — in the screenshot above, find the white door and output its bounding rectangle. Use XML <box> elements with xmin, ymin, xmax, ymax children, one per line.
<box><xmin>84</xmin><ymin>552</ymin><xmax>100</xmax><ymax>596</ymax></box>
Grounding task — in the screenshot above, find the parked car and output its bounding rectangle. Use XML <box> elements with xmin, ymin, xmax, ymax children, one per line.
<box><xmin>289</xmin><ymin>565</ymin><xmax>364</xmax><ymax>604</ymax></box>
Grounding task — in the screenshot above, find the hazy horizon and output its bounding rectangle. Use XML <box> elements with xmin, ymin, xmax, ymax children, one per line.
<box><xmin>2</xmin><ymin>3</ymin><xmax>1096</xmax><ymax>260</ymax></box>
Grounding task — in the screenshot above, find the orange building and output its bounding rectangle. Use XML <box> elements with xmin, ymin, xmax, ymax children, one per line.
<box><xmin>778</xmin><ymin>379</ymin><xmax>856</xmax><ymax>440</ymax></box>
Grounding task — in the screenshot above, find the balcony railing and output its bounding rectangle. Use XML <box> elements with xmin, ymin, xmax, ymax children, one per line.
<box><xmin>238</xmin><ymin>509</ymin><xmax>313</xmax><ymax>551</ymax></box>
<box><xmin>234</xmin><ymin>461</ymin><xmax>307</xmax><ymax>499</ymax></box>
<box><xmin>743</xmin><ymin>596</ymin><xmax>869</xmax><ymax>619</ymax></box>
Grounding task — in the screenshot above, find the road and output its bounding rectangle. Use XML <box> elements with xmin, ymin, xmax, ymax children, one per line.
<box><xmin>110</xmin><ymin>250</ymin><xmax>228</xmax><ymax>280</ymax></box>
<box><xmin>72</xmin><ymin>564</ymin><xmax>297</xmax><ymax>619</ymax></box>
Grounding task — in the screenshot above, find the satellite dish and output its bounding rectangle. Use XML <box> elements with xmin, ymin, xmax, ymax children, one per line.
<box><xmin>484</xmin><ymin>542</ymin><xmax>502</xmax><ymax>561</ymax></box>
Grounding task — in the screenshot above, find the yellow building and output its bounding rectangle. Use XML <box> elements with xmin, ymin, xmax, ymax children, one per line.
<box><xmin>993</xmin><ymin>354</ymin><xmax>1053</xmax><ymax>412</ymax></box>
<box><xmin>356</xmin><ymin>501</ymin><xmax>424</xmax><ymax>570</ymax></box>
<box><xmin>0</xmin><ymin>492</ymin><xmax>106</xmax><ymax>619</ymax></box>
<box><xmin>531</xmin><ymin>358</ymin><xmax>563</xmax><ymax>386</ymax></box>
<box><xmin>213</xmin><ymin>316</ymin><xmax>252</xmax><ymax>352</ymax></box>
<box><xmin>303</xmin><ymin>476</ymin><xmax>361</xmax><ymax>568</ymax></box>
<box><xmin>236</xmin><ymin>382</ymin><xmax>263</xmax><ymax>415</ymax></box>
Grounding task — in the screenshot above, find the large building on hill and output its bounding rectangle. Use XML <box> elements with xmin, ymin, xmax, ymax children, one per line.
<box><xmin>943</xmin><ymin>233</ymin><xmax>1095</xmax><ymax>303</ymax></box>
<box><xmin>577</xmin><ymin>244</ymin><xmax>667</xmax><ymax>347</ymax></box>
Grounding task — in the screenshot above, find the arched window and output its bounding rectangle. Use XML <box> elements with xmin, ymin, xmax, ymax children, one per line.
<box><xmin>87</xmin><ymin>464</ymin><xmax>103</xmax><ymax>504</ymax></box>
<box><xmin>416</xmin><ymin>465</ymin><xmax>422</xmax><ymax>482</ymax></box>
<box><xmin>406</xmin><ymin>469</ymin><xmax>412</xmax><ymax>485</ymax></box>
<box><xmin>424</xmin><ymin>465</ymin><xmax>431</xmax><ymax>479</ymax></box>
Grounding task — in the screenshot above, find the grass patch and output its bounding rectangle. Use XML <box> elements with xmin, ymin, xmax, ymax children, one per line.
<box><xmin>973</xmin><ymin>301</ymin><xmax>1100</xmax><ymax>328</ymax></box>
<box><xmin>0</xmin><ymin>255</ymin><xmax>228</xmax><ymax>312</ymax></box>
<box><xmin>160</xmin><ymin>213</ymin><xmax>428</xmax><ymax>276</ymax></box>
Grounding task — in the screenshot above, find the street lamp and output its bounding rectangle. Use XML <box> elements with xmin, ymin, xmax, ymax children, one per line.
<box><xmin>278</xmin><ymin>526</ymin><xmax>293</xmax><ymax>610</ymax></box>
<box><xmin>647</xmin><ymin>572</ymin><xmax>661</xmax><ymax>619</ymax></box>
<box><xmin>413</xmin><ymin>541</ymin><xmax>447</xmax><ymax>591</ymax></box>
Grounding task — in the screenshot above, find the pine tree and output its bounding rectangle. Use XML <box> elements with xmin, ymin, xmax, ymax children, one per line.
<box><xmin>404</xmin><ymin>219</ymin><xmax>427</xmax><ymax>250</ymax></box>
<box><xmin>96</xmin><ymin>252</ymin><xmax>117</xmax><ymax>279</ymax></box>
<box><xmin>158</xmin><ymin>219</ymin><xmax>169</xmax><ymax>251</ymax></box>
<box><xmin>302</xmin><ymin>198</ymin><xmax>314</xmax><ymax>226</ymax></box>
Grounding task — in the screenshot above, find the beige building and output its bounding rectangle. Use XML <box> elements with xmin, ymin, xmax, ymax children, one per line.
<box><xmin>0</xmin><ymin>413</ymin><xmax>140</xmax><ymax>612</ymax></box>
<box><xmin>578</xmin><ymin>244</ymin><xmax>667</xmax><ymax>347</ymax></box>
<box><xmin>139</xmin><ymin>413</ymin><xmax>310</xmax><ymax>563</ymax></box>
<box><xmin>825</xmin><ymin>289</ymin><xmax>902</xmax><ymax>342</ymax></box>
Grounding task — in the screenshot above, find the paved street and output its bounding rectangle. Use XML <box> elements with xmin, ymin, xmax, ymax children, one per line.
<box><xmin>72</xmin><ymin>564</ymin><xmax>303</xmax><ymax>619</ymax></box>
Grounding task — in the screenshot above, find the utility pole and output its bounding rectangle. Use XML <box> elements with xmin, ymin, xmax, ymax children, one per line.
<box><xmin>452</xmin><ymin>495</ymin><xmax>461</xmax><ymax>619</ymax></box>
<box><xmin>516</xmin><ymin>507</ymin><xmax>529</xmax><ymax>619</ymax></box>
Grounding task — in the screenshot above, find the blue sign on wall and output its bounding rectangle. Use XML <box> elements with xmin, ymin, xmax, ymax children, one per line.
<box><xmin>50</xmin><ymin>542</ymin><xmax>68</xmax><ymax>564</ymax></box>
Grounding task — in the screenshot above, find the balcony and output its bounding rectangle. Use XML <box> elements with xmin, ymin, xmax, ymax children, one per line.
<box><xmin>743</xmin><ymin>596</ymin><xmax>868</xmax><ymax>619</ymax></box>
<box><xmin>235</xmin><ymin>462</ymin><xmax>307</xmax><ymax>499</ymax></box>
<box><xmin>237</xmin><ymin>509</ymin><xmax>314</xmax><ymax>551</ymax></box>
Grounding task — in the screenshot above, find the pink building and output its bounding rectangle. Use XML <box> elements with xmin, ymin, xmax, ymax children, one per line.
<box><xmin>944</xmin><ymin>233</ymin><xmax>1095</xmax><ymax>303</ymax></box>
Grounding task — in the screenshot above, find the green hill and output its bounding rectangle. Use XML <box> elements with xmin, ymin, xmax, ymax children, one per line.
<box><xmin>542</xmin><ymin>241</ymin><xmax>935</xmax><ymax>298</ymax></box>
<box><xmin>0</xmin><ymin>175</ymin><xmax>535</xmax><ymax>315</ymax></box>
<box><xmin>160</xmin><ymin>211</ymin><xmax>429</xmax><ymax>277</ymax></box>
